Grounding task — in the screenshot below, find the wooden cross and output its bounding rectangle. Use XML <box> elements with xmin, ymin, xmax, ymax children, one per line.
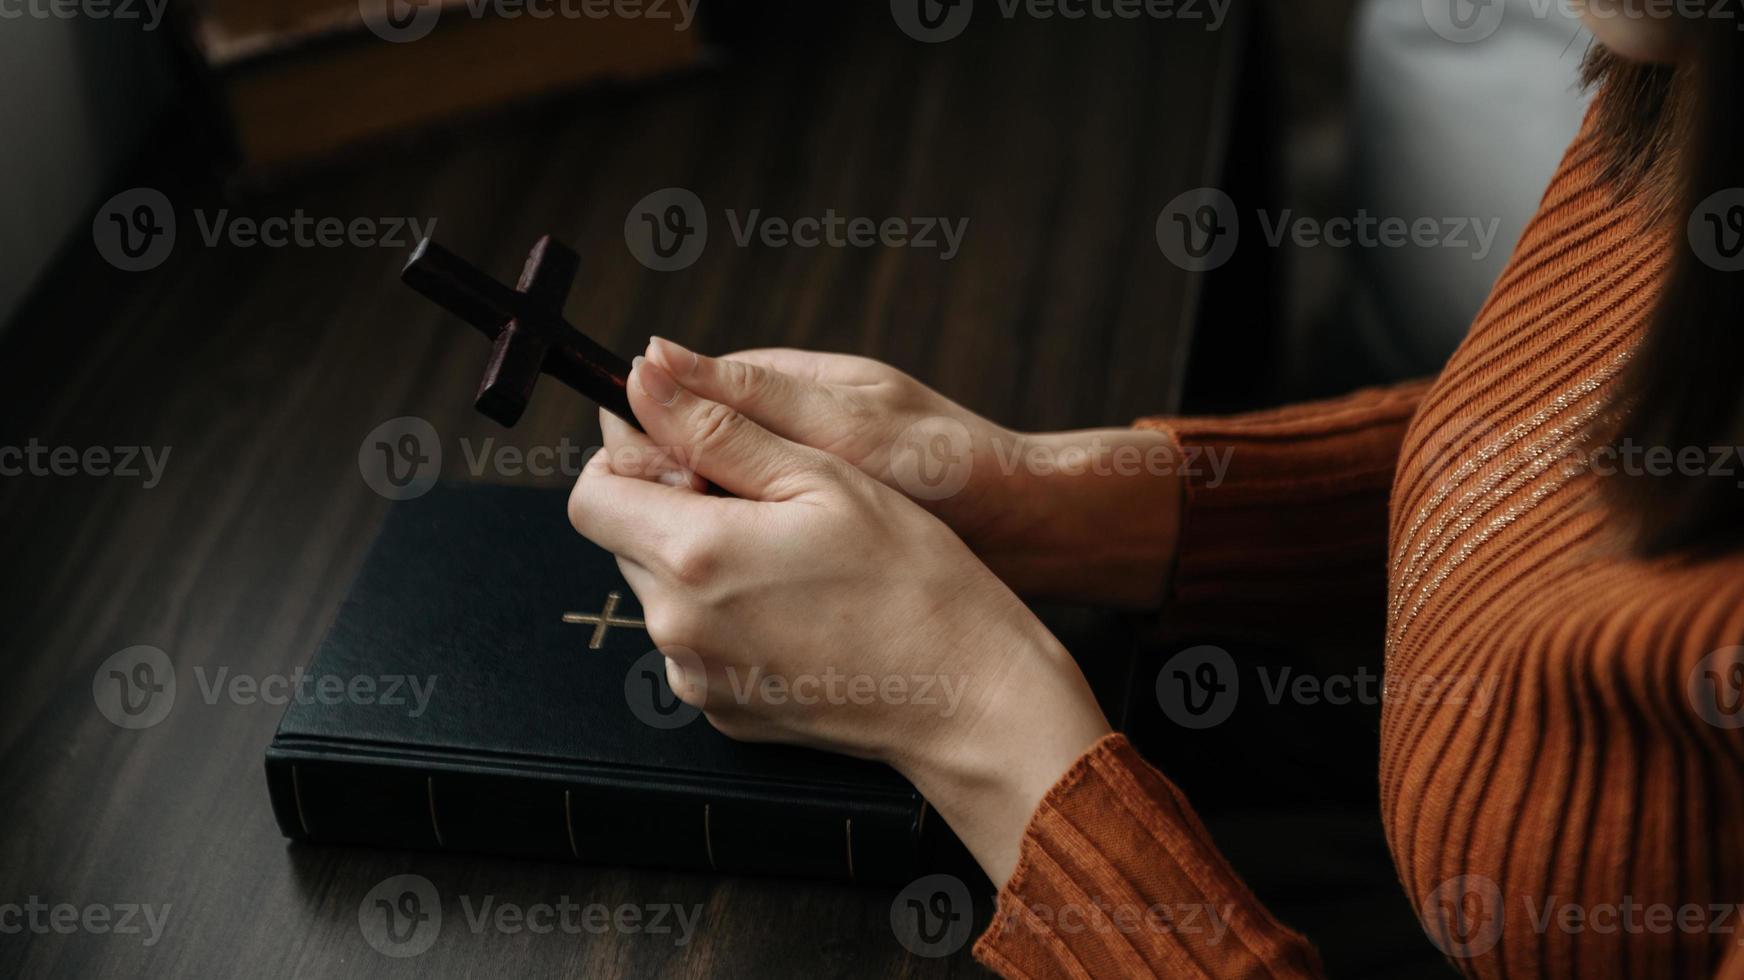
<box><xmin>562</xmin><ymin>591</ymin><xmax>647</xmax><ymax>649</ymax></box>
<box><xmin>401</xmin><ymin>235</ymin><xmax>641</xmax><ymax>430</ymax></box>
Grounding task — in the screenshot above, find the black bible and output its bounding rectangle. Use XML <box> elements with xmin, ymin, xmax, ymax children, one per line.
<box><xmin>266</xmin><ymin>483</ymin><xmax>1135</xmax><ymax>883</ymax></box>
<box><xmin>265</xmin><ymin>483</ymin><xmax>938</xmax><ymax>883</ymax></box>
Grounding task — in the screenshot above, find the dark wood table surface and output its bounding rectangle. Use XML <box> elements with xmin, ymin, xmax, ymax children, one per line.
<box><xmin>0</xmin><ymin>7</ymin><xmax>1242</xmax><ymax>977</ymax></box>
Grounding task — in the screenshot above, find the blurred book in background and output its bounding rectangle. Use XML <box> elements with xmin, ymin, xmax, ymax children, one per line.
<box><xmin>175</xmin><ymin>0</ymin><xmax>725</xmax><ymax>178</ymax></box>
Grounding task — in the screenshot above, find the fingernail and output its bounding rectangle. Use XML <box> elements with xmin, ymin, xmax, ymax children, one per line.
<box><xmin>658</xmin><ymin>469</ymin><xmax>690</xmax><ymax>488</ymax></box>
<box><xmin>632</xmin><ymin>355</ymin><xmax>679</xmax><ymax>406</ymax></box>
<box><xmin>649</xmin><ymin>336</ymin><xmax>699</xmax><ymax>377</ymax></box>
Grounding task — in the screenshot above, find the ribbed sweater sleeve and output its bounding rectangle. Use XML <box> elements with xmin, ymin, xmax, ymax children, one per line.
<box><xmin>970</xmin><ymin>386</ymin><xmax>1430</xmax><ymax>976</ymax></box>
<box><xmin>973</xmin><ymin>733</ymin><xmax>1324</xmax><ymax>979</ymax></box>
<box><xmin>1135</xmin><ymin>379</ymin><xmax>1433</xmax><ymax>639</ymax></box>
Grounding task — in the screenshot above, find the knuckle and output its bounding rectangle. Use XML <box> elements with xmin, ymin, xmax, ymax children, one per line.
<box><xmin>565</xmin><ymin>480</ymin><xmax>592</xmax><ymax>535</ymax></box>
<box><xmin>839</xmin><ymin>392</ymin><xmax>882</xmax><ymax>431</ymax></box>
<box><xmin>668</xmin><ymin>664</ymin><xmax>709</xmax><ymax>709</ymax></box>
<box><xmin>665</xmin><ymin>536</ymin><xmax>719</xmax><ymax>588</ymax></box>
<box><xmin>703</xmin><ymin>710</ymin><xmax>763</xmax><ymax>743</ymax></box>
<box><xmin>805</xmin><ymin>446</ymin><xmax>854</xmax><ymax>483</ymax></box>
<box><xmin>795</xmin><ymin>450</ymin><xmax>841</xmax><ymax>485</ymax></box>
<box><xmin>609</xmin><ymin>442</ymin><xmax>659</xmax><ymax>478</ymax></box>
<box><xmin>643</xmin><ymin>605</ymin><xmax>691</xmax><ymax>645</ymax></box>
<box><xmin>722</xmin><ymin>358</ymin><xmax>763</xmax><ymax>397</ymax></box>
<box><xmin>691</xmin><ymin>401</ymin><xmax>747</xmax><ymax>453</ymax></box>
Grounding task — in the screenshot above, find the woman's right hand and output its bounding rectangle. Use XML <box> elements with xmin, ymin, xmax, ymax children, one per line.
<box><xmin>598</xmin><ymin>337</ymin><xmax>1184</xmax><ymax>608</ymax></box>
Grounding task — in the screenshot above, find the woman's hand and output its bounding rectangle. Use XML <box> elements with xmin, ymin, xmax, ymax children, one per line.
<box><xmin>600</xmin><ymin>338</ymin><xmax>1184</xmax><ymax>608</ymax></box>
<box><xmin>568</xmin><ymin>354</ymin><xmax>1112</xmax><ymax>883</ymax></box>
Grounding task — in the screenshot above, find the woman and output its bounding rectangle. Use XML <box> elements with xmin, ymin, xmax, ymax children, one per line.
<box><xmin>567</xmin><ymin>4</ymin><xmax>1744</xmax><ymax>975</ymax></box>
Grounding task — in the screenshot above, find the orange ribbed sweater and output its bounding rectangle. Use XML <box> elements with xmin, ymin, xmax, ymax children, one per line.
<box><xmin>974</xmin><ymin>113</ymin><xmax>1744</xmax><ymax>976</ymax></box>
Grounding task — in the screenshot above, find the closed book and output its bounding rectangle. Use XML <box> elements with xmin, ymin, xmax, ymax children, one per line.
<box><xmin>173</xmin><ymin>1</ymin><xmax>812</xmax><ymax>178</ymax></box>
<box><xmin>266</xmin><ymin>482</ymin><xmax>943</xmax><ymax>883</ymax></box>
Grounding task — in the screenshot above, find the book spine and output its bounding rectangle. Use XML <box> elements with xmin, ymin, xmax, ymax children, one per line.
<box><xmin>264</xmin><ymin>750</ymin><xmax>924</xmax><ymax>884</ymax></box>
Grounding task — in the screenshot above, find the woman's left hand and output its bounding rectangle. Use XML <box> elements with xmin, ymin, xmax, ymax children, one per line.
<box><xmin>567</xmin><ymin>354</ymin><xmax>1112</xmax><ymax>884</ymax></box>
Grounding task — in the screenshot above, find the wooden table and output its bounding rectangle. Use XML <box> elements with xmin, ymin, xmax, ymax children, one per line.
<box><xmin>0</xmin><ymin>7</ymin><xmax>1243</xmax><ymax>977</ymax></box>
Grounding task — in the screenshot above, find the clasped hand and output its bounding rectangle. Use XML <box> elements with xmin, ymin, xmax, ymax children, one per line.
<box><xmin>566</xmin><ymin>338</ymin><xmax>1175</xmax><ymax>882</ymax></box>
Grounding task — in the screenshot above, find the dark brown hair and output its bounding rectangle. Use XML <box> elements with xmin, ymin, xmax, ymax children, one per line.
<box><xmin>1584</xmin><ymin>20</ymin><xmax>1744</xmax><ymax>556</ymax></box>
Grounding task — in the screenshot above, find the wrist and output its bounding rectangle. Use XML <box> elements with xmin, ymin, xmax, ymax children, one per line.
<box><xmin>890</xmin><ymin>622</ymin><xmax>1111</xmax><ymax>886</ymax></box>
<box><xmin>973</xmin><ymin>428</ymin><xmax>1183</xmax><ymax>607</ymax></box>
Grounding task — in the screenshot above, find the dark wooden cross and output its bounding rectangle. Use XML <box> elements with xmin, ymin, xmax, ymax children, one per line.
<box><xmin>401</xmin><ymin>235</ymin><xmax>640</xmax><ymax>430</ymax></box>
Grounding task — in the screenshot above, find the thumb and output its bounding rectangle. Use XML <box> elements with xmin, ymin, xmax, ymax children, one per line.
<box><xmin>645</xmin><ymin>337</ymin><xmax>845</xmax><ymax>441</ymax></box>
<box><xmin>627</xmin><ymin>355</ymin><xmax>828</xmax><ymax>501</ymax></box>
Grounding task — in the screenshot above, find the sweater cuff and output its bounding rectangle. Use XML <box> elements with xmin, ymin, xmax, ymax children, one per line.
<box><xmin>972</xmin><ymin>733</ymin><xmax>1322</xmax><ymax>979</ymax></box>
<box><xmin>1132</xmin><ymin>380</ymin><xmax>1429</xmax><ymax>638</ymax></box>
